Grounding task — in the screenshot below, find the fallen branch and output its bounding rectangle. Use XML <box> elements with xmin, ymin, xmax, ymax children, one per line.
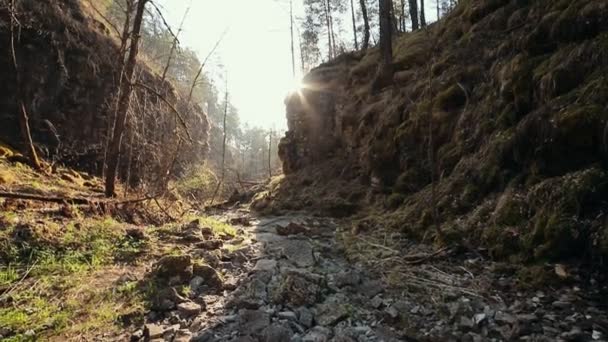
<box><xmin>0</xmin><ymin>191</ymin><xmax>92</xmax><ymax>204</ymax></box>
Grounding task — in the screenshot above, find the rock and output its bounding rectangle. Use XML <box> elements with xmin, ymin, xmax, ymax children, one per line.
<box><xmin>333</xmin><ymin>271</ymin><xmax>361</xmax><ymax>288</ymax></box>
<box><xmin>190</xmin><ymin>276</ymin><xmax>205</xmax><ymax>290</ymax></box>
<box><xmin>357</xmin><ymin>280</ymin><xmax>384</xmax><ymax>298</ymax></box>
<box><xmin>154</xmin><ymin>255</ymin><xmax>193</xmax><ymax>280</ymax></box>
<box><xmin>196</xmin><ymin>240</ymin><xmax>223</xmax><ymax>250</ymax></box>
<box><xmin>151</xmin><ymin>288</ymin><xmax>188</xmax><ymax>311</ymax></box>
<box><xmin>370</xmin><ymin>296</ymin><xmax>384</xmax><ymax>309</ymax></box>
<box><xmin>260</xmin><ymin>324</ymin><xmax>294</xmax><ymax>342</ymax></box>
<box><xmin>230</xmin><ymin>217</ymin><xmax>251</xmax><ymax>226</ymax></box>
<box><xmin>201</xmin><ymin>226</ymin><xmax>215</xmax><ymax>236</ymax></box>
<box><xmin>473</xmin><ymin>313</ymin><xmax>487</xmax><ymax>325</ymax></box>
<box><xmin>459</xmin><ymin>316</ymin><xmax>475</xmax><ymax>330</ymax></box>
<box><xmin>385</xmin><ymin>306</ymin><xmax>399</xmax><ymax>320</ymax></box>
<box><xmin>144</xmin><ymin>324</ymin><xmax>165</xmax><ymax>340</ymax></box>
<box><xmin>270</xmin><ymin>269</ymin><xmax>323</xmax><ymax>306</ymax></box>
<box><xmin>228</xmin><ymin>277</ymin><xmax>267</xmax><ymax>309</ymax></box>
<box><xmin>276</xmin><ymin>222</ymin><xmax>307</xmax><ymax>236</ymax></box>
<box><xmin>191</xmin><ymin>331</ymin><xmax>215</xmax><ymax>342</ymax></box>
<box><xmin>494</xmin><ymin>311</ymin><xmax>516</xmax><ymax>325</ymax></box>
<box><xmin>315</xmin><ymin>295</ymin><xmax>350</xmax><ymax>326</ymax></box>
<box><xmin>278</xmin><ymin>311</ymin><xmax>298</xmax><ymax>321</ymax></box>
<box><xmin>254</xmin><ymin>259</ymin><xmax>278</xmax><ymax>272</ymax></box>
<box><xmin>177</xmin><ymin>301</ymin><xmax>203</xmax><ymax>317</ymax></box>
<box><xmin>192</xmin><ymin>264</ymin><xmax>223</xmax><ymax>290</ymax></box>
<box><xmin>173</xmin><ymin>329</ymin><xmax>193</xmax><ymax>342</ymax></box>
<box><xmin>130</xmin><ymin>329</ymin><xmax>144</xmax><ymax>341</ymax></box>
<box><xmin>297</xmin><ymin>307</ymin><xmax>315</xmax><ymax>328</ymax></box>
<box><xmin>302</xmin><ymin>326</ymin><xmax>332</xmax><ymax>342</ymax></box>
<box><xmin>126</xmin><ymin>227</ymin><xmax>147</xmax><ymax>240</ymax></box>
<box><xmin>277</xmin><ymin>239</ymin><xmax>315</xmax><ymax>267</ymax></box>
<box><xmin>238</xmin><ymin>309</ymin><xmax>271</xmax><ymax>335</ymax></box>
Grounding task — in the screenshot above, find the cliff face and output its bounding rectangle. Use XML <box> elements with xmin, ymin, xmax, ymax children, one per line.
<box><xmin>277</xmin><ymin>0</ymin><xmax>608</xmax><ymax>263</ymax></box>
<box><xmin>0</xmin><ymin>0</ymin><xmax>208</xmax><ymax>184</ymax></box>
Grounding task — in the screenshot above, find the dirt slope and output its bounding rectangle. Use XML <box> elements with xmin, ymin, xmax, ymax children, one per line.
<box><xmin>273</xmin><ymin>0</ymin><xmax>608</xmax><ymax>265</ymax></box>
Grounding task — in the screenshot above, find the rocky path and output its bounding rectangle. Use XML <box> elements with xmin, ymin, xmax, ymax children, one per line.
<box><xmin>134</xmin><ymin>211</ymin><xmax>608</xmax><ymax>342</ymax></box>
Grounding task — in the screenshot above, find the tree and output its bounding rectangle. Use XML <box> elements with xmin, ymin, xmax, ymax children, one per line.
<box><xmin>105</xmin><ymin>0</ymin><xmax>149</xmax><ymax>197</ymax></box>
<box><xmin>409</xmin><ymin>0</ymin><xmax>419</xmax><ymax>30</ymax></box>
<box><xmin>379</xmin><ymin>0</ymin><xmax>393</xmax><ymax>72</ymax></box>
<box><xmin>420</xmin><ymin>0</ymin><xmax>427</xmax><ymax>27</ymax></box>
<box><xmin>9</xmin><ymin>0</ymin><xmax>42</xmax><ymax>171</ymax></box>
<box><xmin>359</xmin><ymin>0</ymin><xmax>370</xmax><ymax>49</ymax></box>
<box><xmin>350</xmin><ymin>0</ymin><xmax>359</xmax><ymax>50</ymax></box>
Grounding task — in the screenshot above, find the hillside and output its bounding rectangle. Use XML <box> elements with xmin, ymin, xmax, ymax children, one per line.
<box><xmin>269</xmin><ymin>0</ymin><xmax>608</xmax><ymax>265</ymax></box>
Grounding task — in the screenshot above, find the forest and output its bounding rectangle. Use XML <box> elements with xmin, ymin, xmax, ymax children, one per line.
<box><xmin>0</xmin><ymin>0</ymin><xmax>607</xmax><ymax>341</ymax></box>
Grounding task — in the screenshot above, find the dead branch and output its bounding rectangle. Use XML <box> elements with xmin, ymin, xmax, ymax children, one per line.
<box><xmin>133</xmin><ymin>82</ymin><xmax>193</xmax><ymax>142</ymax></box>
<box><xmin>187</xmin><ymin>30</ymin><xmax>227</xmax><ymax>103</ymax></box>
<box><xmin>0</xmin><ymin>191</ymin><xmax>92</xmax><ymax>204</ymax></box>
<box><xmin>147</xmin><ymin>1</ymin><xmax>180</xmax><ymax>45</ymax></box>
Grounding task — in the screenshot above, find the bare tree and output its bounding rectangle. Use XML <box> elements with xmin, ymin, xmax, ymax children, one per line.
<box><xmin>359</xmin><ymin>0</ymin><xmax>370</xmax><ymax>49</ymax></box>
<box><xmin>105</xmin><ymin>0</ymin><xmax>149</xmax><ymax>197</ymax></box>
<box><xmin>290</xmin><ymin>0</ymin><xmax>296</xmax><ymax>77</ymax></box>
<box><xmin>9</xmin><ymin>0</ymin><xmax>42</xmax><ymax>171</ymax></box>
<box><xmin>267</xmin><ymin>130</ymin><xmax>273</xmax><ymax>180</ymax></box>
<box><xmin>350</xmin><ymin>0</ymin><xmax>359</xmax><ymax>50</ymax></box>
<box><xmin>209</xmin><ymin>77</ymin><xmax>229</xmax><ymax>206</ymax></box>
<box><xmin>323</xmin><ymin>0</ymin><xmax>334</xmax><ymax>59</ymax></box>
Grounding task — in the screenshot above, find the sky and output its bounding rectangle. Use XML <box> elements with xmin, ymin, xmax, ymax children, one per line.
<box><xmin>155</xmin><ymin>0</ymin><xmax>440</xmax><ymax>130</ymax></box>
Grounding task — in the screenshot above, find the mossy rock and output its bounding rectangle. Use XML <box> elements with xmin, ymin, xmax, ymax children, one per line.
<box><xmin>516</xmin><ymin>265</ymin><xmax>560</xmax><ymax>289</ymax></box>
<box><xmin>434</xmin><ymin>85</ymin><xmax>467</xmax><ymax>112</ymax></box>
<box><xmin>493</xmin><ymin>191</ymin><xmax>527</xmax><ymax>226</ymax></box>
<box><xmin>385</xmin><ymin>193</ymin><xmax>405</xmax><ymax>210</ymax></box>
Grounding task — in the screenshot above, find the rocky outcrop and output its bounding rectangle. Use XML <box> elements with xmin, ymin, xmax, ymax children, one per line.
<box><xmin>277</xmin><ymin>0</ymin><xmax>608</xmax><ymax>264</ymax></box>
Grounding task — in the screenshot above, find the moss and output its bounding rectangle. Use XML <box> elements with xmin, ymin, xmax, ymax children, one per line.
<box><xmin>386</xmin><ymin>193</ymin><xmax>405</xmax><ymax>209</ymax></box>
<box><xmin>516</xmin><ymin>265</ymin><xmax>559</xmax><ymax>289</ymax></box>
<box><xmin>493</xmin><ymin>192</ymin><xmax>527</xmax><ymax>226</ymax></box>
<box><xmin>434</xmin><ymin>85</ymin><xmax>467</xmax><ymax>112</ymax></box>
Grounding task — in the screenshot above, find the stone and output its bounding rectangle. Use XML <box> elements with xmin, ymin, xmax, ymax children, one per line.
<box><xmin>297</xmin><ymin>307</ymin><xmax>314</xmax><ymax>328</ymax></box>
<box><xmin>473</xmin><ymin>313</ymin><xmax>487</xmax><ymax>325</ymax></box>
<box><xmin>278</xmin><ymin>311</ymin><xmax>298</xmax><ymax>321</ymax></box>
<box><xmin>358</xmin><ymin>280</ymin><xmax>384</xmax><ymax>298</ymax></box>
<box><xmin>196</xmin><ymin>240</ymin><xmax>223</xmax><ymax>250</ymax></box>
<box><xmin>126</xmin><ymin>227</ymin><xmax>147</xmax><ymax>240</ymax></box>
<box><xmin>254</xmin><ymin>259</ymin><xmax>278</xmax><ymax>272</ymax></box>
<box><xmin>230</xmin><ymin>216</ymin><xmax>251</xmax><ymax>226</ymax></box>
<box><xmin>260</xmin><ymin>324</ymin><xmax>294</xmax><ymax>342</ymax></box>
<box><xmin>238</xmin><ymin>309</ymin><xmax>271</xmax><ymax>336</ymax></box>
<box><xmin>276</xmin><ymin>222</ymin><xmax>307</xmax><ymax>236</ymax></box>
<box><xmin>459</xmin><ymin>316</ymin><xmax>475</xmax><ymax>330</ymax></box>
<box><xmin>333</xmin><ymin>271</ymin><xmax>361</xmax><ymax>288</ymax></box>
<box><xmin>191</xmin><ymin>331</ymin><xmax>215</xmax><ymax>342</ymax></box>
<box><xmin>190</xmin><ymin>276</ymin><xmax>205</xmax><ymax>290</ymax></box>
<box><xmin>302</xmin><ymin>326</ymin><xmax>332</xmax><ymax>342</ymax></box>
<box><xmin>370</xmin><ymin>296</ymin><xmax>383</xmax><ymax>309</ymax></box>
<box><xmin>144</xmin><ymin>324</ymin><xmax>165</xmax><ymax>340</ymax></box>
<box><xmin>277</xmin><ymin>239</ymin><xmax>315</xmax><ymax>267</ymax></box>
<box><xmin>153</xmin><ymin>255</ymin><xmax>193</xmax><ymax>280</ymax></box>
<box><xmin>192</xmin><ymin>264</ymin><xmax>223</xmax><ymax>290</ymax></box>
<box><xmin>130</xmin><ymin>329</ymin><xmax>144</xmax><ymax>341</ymax></box>
<box><xmin>173</xmin><ymin>329</ymin><xmax>193</xmax><ymax>342</ymax></box>
<box><xmin>494</xmin><ymin>311</ymin><xmax>516</xmax><ymax>325</ymax></box>
<box><xmin>315</xmin><ymin>295</ymin><xmax>350</xmax><ymax>326</ymax></box>
<box><xmin>270</xmin><ymin>269</ymin><xmax>323</xmax><ymax>306</ymax></box>
<box><xmin>177</xmin><ymin>301</ymin><xmax>203</xmax><ymax>317</ymax></box>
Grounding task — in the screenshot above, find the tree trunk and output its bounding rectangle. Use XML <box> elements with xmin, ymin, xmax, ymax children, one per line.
<box><xmin>268</xmin><ymin>130</ymin><xmax>272</xmax><ymax>180</ymax></box>
<box><xmin>105</xmin><ymin>0</ymin><xmax>149</xmax><ymax>197</ymax></box>
<box><xmin>401</xmin><ymin>0</ymin><xmax>406</xmax><ymax>31</ymax></box>
<box><xmin>350</xmin><ymin>0</ymin><xmax>359</xmax><ymax>50</ymax></box>
<box><xmin>359</xmin><ymin>0</ymin><xmax>370</xmax><ymax>50</ymax></box>
<box><xmin>10</xmin><ymin>0</ymin><xmax>42</xmax><ymax>171</ymax></box>
<box><xmin>420</xmin><ymin>0</ymin><xmax>427</xmax><ymax>27</ymax></box>
<box><xmin>379</xmin><ymin>0</ymin><xmax>393</xmax><ymax>70</ymax></box>
<box><xmin>324</xmin><ymin>0</ymin><xmax>333</xmax><ymax>59</ymax></box>
<box><xmin>390</xmin><ymin>0</ymin><xmax>399</xmax><ymax>33</ymax></box>
<box><xmin>290</xmin><ymin>0</ymin><xmax>296</xmax><ymax>77</ymax></box>
<box><xmin>409</xmin><ymin>0</ymin><xmax>419</xmax><ymax>30</ymax></box>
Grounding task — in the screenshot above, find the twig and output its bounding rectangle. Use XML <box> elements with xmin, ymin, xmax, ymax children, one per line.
<box><xmin>187</xmin><ymin>30</ymin><xmax>227</xmax><ymax>103</ymax></box>
<box><xmin>0</xmin><ymin>259</ymin><xmax>38</xmax><ymax>300</ymax></box>
<box><xmin>133</xmin><ymin>82</ymin><xmax>193</xmax><ymax>142</ymax></box>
